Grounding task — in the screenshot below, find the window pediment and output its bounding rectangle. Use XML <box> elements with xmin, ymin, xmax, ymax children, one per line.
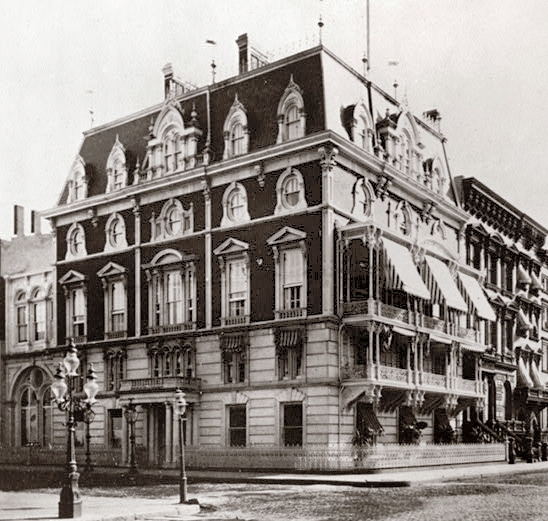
<box><xmin>267</xmin><ymin>226</ymin><xmax>307</xmax><ymax>246</ymax></box>
<box><xmin>214</xmin><ymin>237</ymin><xmax>249</xmax><ymax>257</ymax></box>
<box><xmin>58</xmin><ymin>269</ymin><xmax>87</xmax><ymax>287</ymax></box>
<box><xmin>97</xmin><ymin>261</ymin><xmax>126</xmax><ymax>279</ymax></box>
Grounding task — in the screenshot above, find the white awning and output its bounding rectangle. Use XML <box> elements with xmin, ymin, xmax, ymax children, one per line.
<box><xmin>382</xmin><ymin>239</ymin><xmax>431</xmax><ymax>300</ymax></box>
<box><xmin>425</xmin><ymin>256</ymin><xmax>468</xmax><ymax>312</ymax></box>
<box><xmin>531</xmin><ymin>362</ymin><xmax>545</xmax><ymax>389</ymax></box>
<box><xmin>518</xmin><ymin>358</ymin><xmax>534</xmax><ymax>388</ymax></box>
<box><xmin>457</xmin><ymin>272</ymin><xmax>497</xmax><ymax>322</ymax></box>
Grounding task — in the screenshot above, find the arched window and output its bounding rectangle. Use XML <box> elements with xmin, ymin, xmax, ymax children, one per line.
<box><xmin>223</xmin><ymin>94</ymin><xmax>249</xmax><ymax>160</ymax></box>
<box><xmin>151</xmin><ymin>199</ymin><xmax>193</xmax><ymax>241</ymax></box>
<box><xmin>65</xmin><ymin>223</ymin><xmax>87</xmax><ymax>260</ymax></box>
<box><xmin>221</xmin><ymin>182</ymin><xmax>250</xmax><ymax>226</ymax></box>
<box><xmin>21</xmin><ymin>387</ymin><xmax>38</xmax><ymax>446</ymax></box>
<box><xmin>106</xmin><ymin>136</ymin><xmax>128</xmax><ymax>192</ymax></box>
<box><xmin>275</xmin><ymin>168</ymin><xmax>307</xmax><ymax>215</ymax></box>
<box><xmin>104</xmin><ymin>213</ymin><xmax>128</xmax><ymax>252</ymax></box>
<box><xmin>276</xmin><ymin>75</ymin><xmax>306</xmax><ymax>143</ymax></box>
<box><xmin>15</xmin><ymin>291</ymin><xmax>27</xmax><ymax>343</ymax></box>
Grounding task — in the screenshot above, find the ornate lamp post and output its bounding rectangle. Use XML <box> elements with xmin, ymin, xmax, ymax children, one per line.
<box><xmin>51</xmin><ymin>343</ymin><xmax>99</xmax><ymax>519</ymax></box>
<box><xmin>175</xmin><ymin>389</ymin><xmax>188</xmax><ymax>503</ymax></box>
<box><xmin>123</xmin><ymin>399</ymin><xmax>140</xmax><ymax>475</ymax></box>
<box><xmin>83</xmin><ymin>407</ymin><xmax>96</xmax><ymax>472</ymax></box>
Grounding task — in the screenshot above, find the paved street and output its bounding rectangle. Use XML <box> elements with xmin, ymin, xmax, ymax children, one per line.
<box><xmin>2</xmin><ymin>461</ymin><xmax>548</xmax><ymax>520</ymax></box>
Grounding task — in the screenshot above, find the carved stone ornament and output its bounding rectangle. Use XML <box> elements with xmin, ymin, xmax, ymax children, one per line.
<box><xmin>318</xmin><ymin>145</ymin><xmax>338</xmax><ymax>172</ymax></box>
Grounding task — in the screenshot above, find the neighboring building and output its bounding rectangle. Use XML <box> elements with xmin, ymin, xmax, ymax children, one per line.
<box><xmin>457</xmin><ymin>177</ymin><xmax>548</xmax><ymax>452</ymax></box>
<box><xmin>0</xmin><ymin>34</ymin><xmax>542</xmax><ymax>469</ymax></box>
<box><xmin>0</xmin><ymin>208</ymin><xmax>55</xmax><ymax>448</ymax></box>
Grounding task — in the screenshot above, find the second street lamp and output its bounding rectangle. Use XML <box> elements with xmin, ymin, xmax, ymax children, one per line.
<box><xmin>123</xmin><ymin>399</ymin><xmax>140</xmax><ymax>475</ymax></box>
<box><xmin>175</xmin><ymin>389</ymin><xmax>188</xmax><ymax>503</ymax></box>
<box><xmin>51</xmin><ymin>343</ymin><xmax>99</xmax><ymax>519</ymax></box>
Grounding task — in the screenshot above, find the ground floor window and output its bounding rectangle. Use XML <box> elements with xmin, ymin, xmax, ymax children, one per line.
<box><xmin>283</xmin><ymin>403</ymin><xmax>303</xmax><ymax>446</ymax></box>
<box><xmin>109</xmin><ymin>409</ymin><xmax>123</xmax><ymax>448</ymax></box>
<box><xmin>228</xmin><ymin>405</ymin><xmax>246</xmax><ymax>447</ymax></box>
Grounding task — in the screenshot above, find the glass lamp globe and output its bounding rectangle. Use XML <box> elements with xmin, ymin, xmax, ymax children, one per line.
<box><xmin>175</xmin><ymin>389</ymin><xmax>187</xmax><ymax>416</ymax></box>
<box><xmin>63</xmin><ymin>343</ymin><xmax>80</xmax><ymax>376</ymax></box>
<box><xmin>51</xmin><ymin>364</ymin><xmax>68</xmax><ymax>402</ymax></box>
<box><xmin>83</xmin><ymin>364</ymin><xmax>99</xmax><ymax>404</ymax></box>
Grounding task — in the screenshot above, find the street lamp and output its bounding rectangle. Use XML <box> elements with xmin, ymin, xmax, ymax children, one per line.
<box><xmin>51</xmin><ymin>343</ymin><xmax>99</xmax><ymax>519</ymax></box>
<box><xmin>175</xmin><ymin>389</ymin><xmax>188</xmax><ymax>503</ymax></box>
<box><xmin>124</xmin><ymin>399</ymin><xmax>140</xmax><ymax>475</ymax></box>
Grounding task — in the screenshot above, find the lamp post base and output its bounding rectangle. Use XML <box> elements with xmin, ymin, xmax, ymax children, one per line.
<box><xmin>59</xmin><ymin>471</ymin><xmax>82</xmax><ymax>518</ymax></box>
<box><xmin>179</xmin><ymin>476</ymin><xmax>187</xmax><ymax>504</ymax></box>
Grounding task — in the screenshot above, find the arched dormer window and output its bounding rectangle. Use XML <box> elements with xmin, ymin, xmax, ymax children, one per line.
<box><xmin>221</xmin><ymin>182</ymin><xmax>250</xmax><ymax>227</ymax></box>
<box><xmin>67</xmin><ymin>155</ymin><xmax>87</xmax><ymax>203</ymax></box>
<box><xmin>145</xmin><ymin>102</ymin><xmax>202</xmax><ymax>179</ymax></box>
<box><xmin>65</xmin><ymin>223</ymin><xmax>87</xmax><ymax>260</ymax></box>
<box><xmin>393</xmin><ymin>201</ymin><xmax>412</xmax><ymax>237</ymax></box>
<box><xmin>344</xmin><ymin>101</ymin><xmax>374</xmax><ymax>152</ymax></box>
<box><xmin>275</xmin><ymin>168</ymin><xmax>307</xmax><ymax>215</ymax></box>
<box><xmin>104</xmin><ymin>213</ymin><xmax>128</xmax><ymax>252</ymax></box>
<box><xmin>223</xmin><ymin>94</ymin><xmax>249</xmax><ymax>159</ymax></box>
<box><xmin>394</xmin><ymin>111</ymin><xmax>421</xmax><ymax>178</ymax></box>
<box><xmin>106</xmin><ymin>136</ymin><xmax>127</xmax><ymax>192</ymax></box>
<box><xmin>277</xmin><ymin>75</ymin><xmax>306</xmax><ymax>143</ymax></box>
<box><xmin>151</xmin><ymin>198</ymin><xmax>194</xmax><ymax>241</ymax></box>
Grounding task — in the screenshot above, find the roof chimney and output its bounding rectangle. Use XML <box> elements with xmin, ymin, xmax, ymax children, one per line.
<box><xmin>162</xmin><ymin>62</ymin><xmax>174</xmax><ymax>99</ymax></box>
<box><xmin>423</xmin><ymin>109</ymin><xmax>442</xmax><ymax>133</ymax></box>
<box><xmin>31</xmin><ymin>210</ymin><xmax>41</xmax><ymax>235</ymax></box>
<box><xmin>13</xmin><ymin>205</ymin><xmax>24</xmax><ymax>237</ymax></box>
<box><xmin>236</xmin><ymin>33</ymin><xmax>269</xmax><ymax>74</ymax></box>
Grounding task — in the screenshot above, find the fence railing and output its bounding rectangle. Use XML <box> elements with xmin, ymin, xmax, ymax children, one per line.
<box><xmin>1</xmin><ymin>443</ymin><xmax>506</xmax><ymax>472</ymax></box>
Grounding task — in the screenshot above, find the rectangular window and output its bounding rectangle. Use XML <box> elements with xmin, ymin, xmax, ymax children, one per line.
<box><xmin>71</xmin><ymin>288</ymin><xmax>86</xmax><ymax>338</ymax></box>
<box><xmin>543</xmin><ymin>341</ymin><xmax>548</xmax><ymax>373</ymax></box>
<box><xmin>282</xmin><ymin>249</ymin><xmax>303</xmax><ymax>310</ymax></box>
<box><xmin>488</xmin><ymin>252</ymin><xmax>498</xmax><ymax>286</ymax></box>
<box><xmin>166</xmin><ymin>272</ymin><xmax>183</xmax><ymax>325</ymax></box>
<box><xmin>228</xmin><ymin>405</ymin><xmax>246</xmax><ymax>447</ymax></box>
<box><xmin>278</xmin><ymin>346</ymin><xmax>303</xmax><ymax>380</ymax></box>
<box><xmin>224</xmin><ymin>351</ymin><xmax>246</xmax><ymax>383</ymax></box>
<box><xmin>228</xmin><ymin>260</ymin><xmax>246</xmax><ymax>317</ymax></box>
<box><xmin>543</xmin><ymin>307</ymin><xmax>548</xmax><ymax>331</ymax></box>
<box><xmin>33</xmin><ymin>302</ymin><xmax>46</xmax><ymax>341</ymax></box>
<box><xmin>111</xmin><ymin>281</ymin><xmax>125</xmax><ymax>333</ymax></box>
<box><xmin>109</xmin><ymin>409</ymin><xmax>123</xmax><ymax>448</ymax></box>
<box><xmin>432</xmin><ymin>350</ymin><xmax>446</xmax><ymax>376</ymax></box>
<box><xmin>283</xmin><ymin>403</ymin><xmax>303</xmax><ymax>446</ymax></box>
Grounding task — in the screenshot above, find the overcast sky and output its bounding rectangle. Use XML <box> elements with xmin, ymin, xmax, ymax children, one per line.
<box><xmin>1</xmin><ymin>0</ymin><xmax>547</xmax><ymax>239</ymax></box>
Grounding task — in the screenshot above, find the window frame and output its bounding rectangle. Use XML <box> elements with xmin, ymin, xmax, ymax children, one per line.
<box><xmin>274</xmin><ymin>167</ymin><xmax>307</xmax><ymax>215</ymax></box>
<box><xmin>276</xmin><ymin>74</ymin><xmax>306</xmax><ymax>144</ymax></box>
<box><xmin>221</xmin><ymin>182</ymin><xmax>250</xmax><ymax>227</ymax></box>
<box><xmin>59</xmin><ymin>270</ymin><xmax>88</xmax><ymax>344</ymax></box>
<box><xmin>222</xmin><ymin>94</ymin><xmax>249</xmax><ymax>160</ymax></box>
<box><xmin>228</xmin><ymin>404</ymin><xmax>247</xmax><ymax>447</ymax></box>
<box><xmin>282</xmin><ymin>402</ymin><xmax>303</xmax><ymax>447</ymax></box>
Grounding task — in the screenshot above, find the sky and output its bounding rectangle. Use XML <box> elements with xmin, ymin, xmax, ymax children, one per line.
<box><xmin>1</xmin><ymin>0</ymin><xmax>548</xmax><ymax>238</ymax></box>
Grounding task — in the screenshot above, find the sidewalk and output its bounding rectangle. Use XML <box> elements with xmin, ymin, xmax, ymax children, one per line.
<box><xmin>1</xmin><ymin>460</ymin><xmax>548</xmax><ymax>521</ymax></box>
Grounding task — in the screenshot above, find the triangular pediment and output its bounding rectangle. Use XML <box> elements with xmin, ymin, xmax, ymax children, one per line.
<box><xmin>213</xmin><ymin>237</ymin><xmax>249</xmax><ymax>256</ymax></box>
<box><xmin>97</xmin><ymin>261</ymin><xmax>126</xmax><ymax>279</ymax></box>
<box><xmin>267</xmin><ymin>226</ymin><xmax>306</xmax><ymax>246</ymax></box>
<box><xmin>58</xmin><ymin>269</ymin><xmax>87</xmax><ymax>286</ymax></box>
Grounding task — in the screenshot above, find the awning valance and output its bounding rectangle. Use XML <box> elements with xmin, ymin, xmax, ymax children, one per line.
<box><xmin>276</xmin><ymin>328</ymin><xmax>303</xmax><ymax>350</ymax></box>
<box><xmin>382</xmin><ymin>239</ymin><xmax>431</xmax><ymax>300</ymax></box>
<box><xmin>425</xmin><ymin>256</ymin><xmax>468</xmax><ymax>312</ymax></box>
<box><xmin>518</xmin><ymin>358</ymin><xmax>535</xmax><ymax>388</ymax></box>
<box><xmin>457</xmin><ymin>272</ymin><xmax>497</xmax><ymax>322</ymax></box>
<box><xmin>517</xmin><ymin>309</ymin><xmax>533</xmax><ymax>331</ymax></box>
<box><xmin>531</xmin><ymin>272</ymin><xmax>543</xmax><ymax>292</ymax></box>
<box><xmin>518</xmin><ymin>265</ymin><xmax>532</xmax><ymax>285</ymax></box>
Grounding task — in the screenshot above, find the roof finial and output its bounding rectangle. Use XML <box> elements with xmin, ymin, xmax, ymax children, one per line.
<box><xmin>318</xmin><ymin>0</ymin><xmax>324</xmax><ymax>45</ymax></box>
<box><xmin>206</xmin><ymin>40</ymin><xmax>217</xmax><ymax>84</ymax></box>
<box><xmin>389</xmin><ymin>61</ymin><xmax>399</xmax><ymax>100</ymax></box>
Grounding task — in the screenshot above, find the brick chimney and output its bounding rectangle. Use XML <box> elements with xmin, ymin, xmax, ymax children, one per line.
<box><xmin>31</xmin><ymin>210</ymin><xmax>41</xmax><ymax>235</ymax></box>
<box><xmin>13</xmin><ymin>205</ymin><xmax>24</xmax><ymax>237</ymax></box>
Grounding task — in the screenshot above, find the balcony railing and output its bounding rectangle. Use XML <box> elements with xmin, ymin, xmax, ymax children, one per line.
<box><xmin>343</xmin><ymin>299</ymin><xmax>478</xmax><ymax>341</ymax></box>
<box><xmin>277</xmin><ymin>308</ymin><xmax>307</xmax><ymax>320</ymax></box>
<box><xmin>120</xmin><ymin>375</ymin><xmax>201</xmax><ymax>393</ymax></box>
<box><xmin>147</xmin><ymin>322</ymin><xmax>195</xmax><ymax>335</ymax></box>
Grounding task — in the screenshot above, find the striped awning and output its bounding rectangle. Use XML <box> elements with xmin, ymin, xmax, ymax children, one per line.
<box><xmin>517</xmin><ymin>309</ymin><xmax>533</xmax><ymax>331</ymax></box>
<box><xmin>518</xmin><ymin>265</ymin><xmax>532</xmax><ymax>285</ymax></box>
<box><xmin>457</xmin><ymin>272</ymin><xmax>497</xmax><ymax>322</ymax></box>
<box><xmin>276</xmin><ymin>328</ymin><xmax>303</xmax><ymax>350</ymax></box>
<box><xmin>221</xmin><ymin>333</ymin><xmax>246</xmax><ymax>352</ymax></box>
<box><xmin>362</xmin><ymin>405</ymin><xmax>383</xmax><ymax>433</ymax></box>
<box><xmin>382</xmin><ymin>238</ymin><xmax>431</xmax><ymax>300</ymax></box>
<box><xmin>425</xmin><ymin>256</ymin><xmax>467</xmax><ymax>312</ymax></box>
<box><xmin>531</xmin><ymin>362</ymin><xmax>545</xmax><ymax>389</ymax></box>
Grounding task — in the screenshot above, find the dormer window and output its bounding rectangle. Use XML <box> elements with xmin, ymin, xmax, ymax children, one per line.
<box><xmin>104</xmin><ymin>213</ymin><xmax>128</xmax><ymax>252</ymax></box>
<box><xmin>275</xmin><ymin>168</ymin><xmax>307</xmax><ymax>215</ymax></box>
<box><xmin>223</xmin><ymin>94</ymin><xmax>249</xmax><ymax>160</ymax></box>
<box><xmin>276</xmin><ymin>75</ymin><xmax>306</xmax><ymax>143</ymax></box>
<box><xmin>67</xmin><ymin>155</ymin><xmax>88</xmax><ymax>203</ymax></box>
<box><xmin>106</xmin><ymin>136</ymin><xmax>127</xmax><ymax>192</ymax></box>
<box><xmin>221</xmin><ymin>182</ymin><xmax>250</xmax><ymax>227</ymax></box>
<box><xmin>66</xmin><ymin>223</ymin><xmax>87</xmax><ymax>260</ymax></box>
<box><xmin>151</xmin><ymin>198</ymin><xmax>193</xmax><ymax>242</ymax></box>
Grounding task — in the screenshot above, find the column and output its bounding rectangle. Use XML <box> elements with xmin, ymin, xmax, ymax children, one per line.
<box><xmin>133</xmin><ymin>199</ymin><xmax>141</xmax><ymax>337</ymax></box>
<box><xmin>121</xmin><ymin>411</ymin><xmax>128</xmax><ymax>465</ymax></box>
<box><xmin>203</xmin><ymin>180</ymin><xmax>212</xmax><ymax>329</ymax></box>
<box><xmin>165</xmin><ymin>403</ymin><xmax>172</xmax><ymax>464</ymax></box>
<box><xmin>318</xmin><ymin>145</ymin><xmax>338</xmax><ymax>315</ymax></box>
